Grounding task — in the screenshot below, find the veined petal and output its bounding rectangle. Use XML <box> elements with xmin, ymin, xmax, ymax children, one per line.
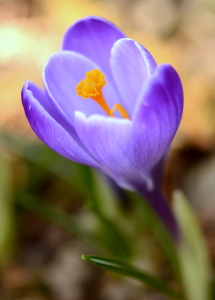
<box><xmin>62</xmin><ymin>16</ymin><xmax>125</xmax><ymax>80</ymax></box>
<box><xmin>110</xmin><ymin>38</ymin><xmax>157</xmax><ymax>116</ymax></box>
<box><xmin>132</xmin><ymin>64</ymin><xmax>183</xmax><ymax>175</ymax></box>
<box><xmin>74</xmin><ymin>112</ymin><xmax>153</xmax><ymax>190</ymax></box>
<box><xmin>43</xmin><ymin>51</ymin><xmax>118</xmax><ymax>123</ymax></box>
<box><xmin>74</xmin><ymin>112</ymin><xmax>132</xmax><ymax>172</ymax></box>
<box><xmin>22</xmin><ymin>81</ymin><xmax>99</xmax><ymax>168</ymax></box>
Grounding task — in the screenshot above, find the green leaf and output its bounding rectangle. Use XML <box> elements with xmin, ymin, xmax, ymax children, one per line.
<box><xmin>16</xmin><ymin>192</ymin><xmax>132</xmax><ymax>259</ymax></box>
<box><xmin>91</xmin><ymin>170</ymin><xmax>119</xmax><ymax>219</ymax></box>
<box><xmin>94</xmin><ymin>213</ymin><xmax>132</xmax><ymax>259</ymax></box>
<box><xmin>83</xmin><ymin>255</ymin><xmax>184</xmax><ymax>300</ymax></box>
<box><xmin>131</xmin><ymin>193</ymin><xmax>179</xmax><ymax>278</ymax></box>
<box><xmin>82</xmin><ymin>169</ymin><xmax>133</xmax><ymax>259</ymax></box>
<box><xmin>173</xmin><ymin>190</ymin><xmax>212</xmax><ymax>300</ymax></box>
<box><xmin>15</xmin><ymin>192</ymin><xmax>100</xmax><ymax>250</ymax></box>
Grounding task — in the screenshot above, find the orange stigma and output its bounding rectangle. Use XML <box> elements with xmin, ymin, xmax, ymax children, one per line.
<box><xmin>110</xmin><ymin>104</ymin><xmax>129</xmax><ymax>119</ymax></box>
<box><xmin>76</xmin><ymin>69</ymin><xmax>129</xmax><ymax>119</ymax></box>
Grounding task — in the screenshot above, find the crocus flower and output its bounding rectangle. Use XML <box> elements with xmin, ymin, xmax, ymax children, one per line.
<box><xmin>22</xmin><ymin>16</ymin><xmax>183</xmax><ymax>238</ymax></box>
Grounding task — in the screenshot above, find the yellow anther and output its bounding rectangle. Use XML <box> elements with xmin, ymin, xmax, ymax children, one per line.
<box><xmin>85</xmin><ymin>69</ymin><xmax>106</xmax><ymax>89</ymax></box>
<box><xmin>76</xmin><ymin>69</ymin><xmax>111</xmax><ymax>116</ymax></box>
<box><xmin>76</xmin><ymin>69</ymin><xmax>130</xmax><ymax>119</ymax></box>
<box><xmin>76</xmin><ymin>69</ymin><xmax>106</xmax><ymax>99</ymax></box>
<box><xmin>76</xmin><ymin>79</ymin><xmax>99</xmax><ymax>99</ymax></box>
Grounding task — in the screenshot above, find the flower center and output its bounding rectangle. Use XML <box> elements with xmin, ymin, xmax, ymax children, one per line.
<box><xmin>75</xmin><ymin>69</ymin><xmax>129</xmax><ymax>119</ymax></box>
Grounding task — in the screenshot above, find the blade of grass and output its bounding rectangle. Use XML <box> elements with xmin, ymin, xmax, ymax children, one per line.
<box><xmin>83</xmin><ymin>255</ymin><xmax>184</xmax><ymax>300</ymax></box>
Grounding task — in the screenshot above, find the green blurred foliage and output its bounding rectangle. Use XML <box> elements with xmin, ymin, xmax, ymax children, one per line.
<box><xmin>173</xmin><ymin>191</ymin><xmax>212</xmax><ymax>300</ymax></box>
<box><xmin>0</xmin><ymin>152</ymin><xmax>15</xmax><ymax>266</ymax></box>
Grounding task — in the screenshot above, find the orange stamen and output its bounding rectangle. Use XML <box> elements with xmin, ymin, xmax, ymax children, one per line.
<box><xmin>110</xmin><ymin>103</ymin><xmax>129</xmax><ymax>119</ymax></box>
<box><xmin>76</xmin><ymin>69</ymin><xmax>129</xmax><ymax>119</ymax></box>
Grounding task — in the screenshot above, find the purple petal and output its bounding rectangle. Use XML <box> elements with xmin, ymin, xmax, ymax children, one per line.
<box><xmin>110</xmin><ymin>38</ymin><xmax>157</xmax><ymax>116</ymax></box>
<box><xmin>22</xmin><ymin>81</ymin><xmax>100</xmax><ymax>168</ymax></box>
<box><xmin>62</xmin><ymin>16</ymin><xmax>125</xmax><ymax>79</ymax></box>
<box><xmin>22</xmin><ymin>81</ymin><xmax>76</xmax><ymax>136</ymax></box>
<box><xmin>132</xmin><ymin>64</ymin><xmax>183</xmax><ymax>176</ymax></box>
<box><xmin>74</xmin><ymin>112</ymin><xmax>153</xmax><ymax>190</ymax></box>
<box><xmin>44</xmin><ymin>51</ymin><xmax>119</xmax><ymax>123</ymax></box>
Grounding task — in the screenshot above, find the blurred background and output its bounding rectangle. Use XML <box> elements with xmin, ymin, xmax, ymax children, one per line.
<box><xmin>0</xmin><ymin>0</ymin><xmax>215</xmax><ymax>299</ymax></box>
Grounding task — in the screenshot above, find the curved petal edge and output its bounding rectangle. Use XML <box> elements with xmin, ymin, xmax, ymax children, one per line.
<box><xmin>22</xmin><ymin>81</ymin><xmax>99</xmax><ymax>168</ymax></box>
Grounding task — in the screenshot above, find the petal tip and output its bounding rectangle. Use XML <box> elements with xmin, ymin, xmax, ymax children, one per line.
<box><xmin>21</xmin><ymin>81</ymin><xmax>33</xmax><ymax>104</ymax></box>
<box><xmin>62</xmin><ymin>16</ymin><xmax>125</xmax><ymax>50</ymax></box>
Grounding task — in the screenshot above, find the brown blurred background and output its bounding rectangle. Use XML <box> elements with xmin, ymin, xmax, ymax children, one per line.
<box><xmin>1</xmin><ymin>0</ymin><xmax>215</xmax><ymax>299</ymax></box>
